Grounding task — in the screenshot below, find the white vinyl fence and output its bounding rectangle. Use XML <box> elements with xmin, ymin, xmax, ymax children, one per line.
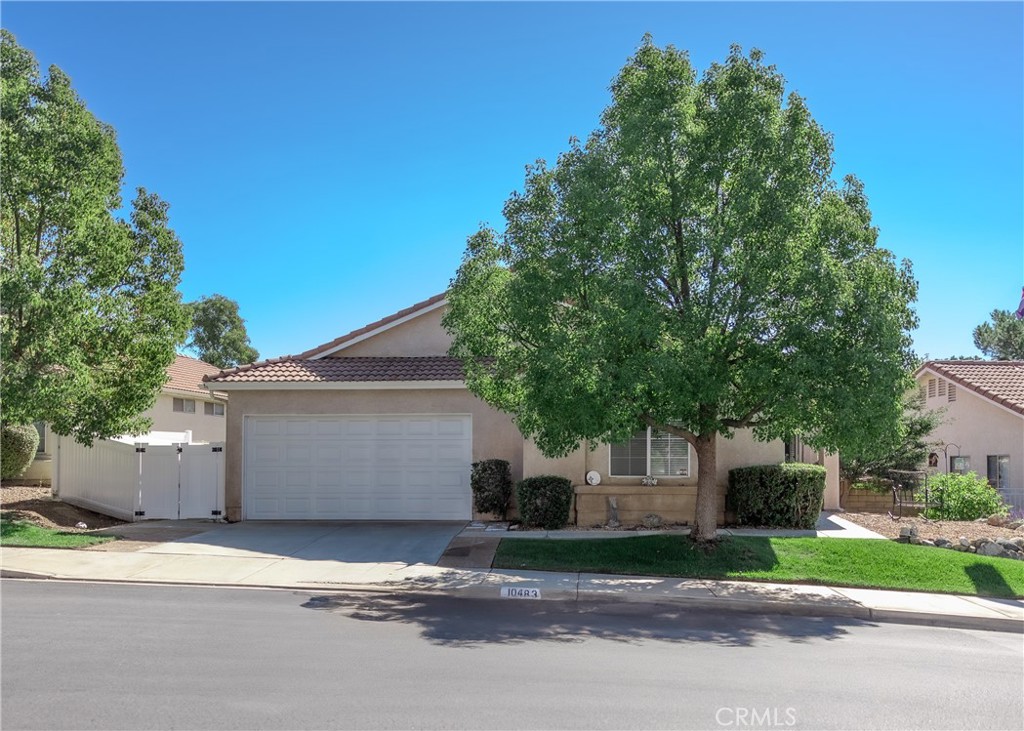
<box><xmin>54</xmin><ymin>437</ymin><xmax>225</xmax><ymax>521</ymax></box>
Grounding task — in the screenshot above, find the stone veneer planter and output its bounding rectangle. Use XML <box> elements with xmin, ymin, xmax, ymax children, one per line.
<box><xmin>842</xmin><ymin>486</ymin><xmax>922</xmax><ymax>516</ymax></box>
<box><xmin>574</xmin><ymin>484</ymin><xmax>729</xmax><ymax>527</ymax></box>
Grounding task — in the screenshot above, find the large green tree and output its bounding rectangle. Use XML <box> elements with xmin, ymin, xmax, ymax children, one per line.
<box><xmin>185</xmin><ymin>294</ymin><xmax>259</xmax><ymax>369</ymax></box>
<box><xmin>444</xmin><ymin>39</ymin><xmax>918</xmax><ymax>541</ymax></box>
<box><xmin>1</xmin><ymin>31</ymin><xmax>189</xmax><ymax>443</ymax></box>
<box><xmin>973</xmin><ymin>309</ymin><xmax>1024</xmax><ymax>360</ymax></box>
<box><xmin>839</xmin><ymin>390</ymin><xmax>943</xmax><ymax>482</ymax></box>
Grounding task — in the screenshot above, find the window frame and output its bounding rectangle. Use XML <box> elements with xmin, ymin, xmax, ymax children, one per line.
<box><xmin>987</xmin><ymin>455</ymin><xmax>1010</xmax><ymax>490</ymax></box>
<box><xmin>949</xmin><ymin>455</ymin><xmax>971</xmax><ymax>475</ymax></box>
<box><xmin>204</xmin><ymin>401</ymin><xmax>225</xmax><ymax>417</ymax></box>
<box><xmin>609</xmin><ymin>428</ymin><xmax>691</xmax><ymax>478</ymax></box>
<box><xmin>173</xmin><ymin>397</ymin><xmax>196</xmax><ymax>414</ymax></box>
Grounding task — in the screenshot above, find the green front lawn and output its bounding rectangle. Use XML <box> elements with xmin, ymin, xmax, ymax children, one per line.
<box><xmin>1</xmin><ymin>513</ymin><xmax>115</xmax><ymax>549</ymax></box>
<box><xmin>494</xmin><ymin>535</ymin><xmax>1024</xmax><ymax>598</ymax></box>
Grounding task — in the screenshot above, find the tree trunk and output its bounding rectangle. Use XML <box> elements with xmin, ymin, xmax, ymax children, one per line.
<box><xmin>691</xmin><ymin>432</ymin><xmax>718</xmax><ymax>542</ymax></box>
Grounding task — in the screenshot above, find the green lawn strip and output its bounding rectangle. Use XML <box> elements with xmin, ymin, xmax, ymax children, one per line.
<box><xmin>493</xmin><ymin>535</ymin><xmax>1024</xmax><ymax>598</ymax></box>
<box><xmin>1</xmin><ymin>513</ymin><xmax>114</xmax><ymax>549</ymax></box>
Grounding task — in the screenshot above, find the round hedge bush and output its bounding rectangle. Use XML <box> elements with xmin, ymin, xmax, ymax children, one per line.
<box><xmin>471</xmin><ymin>458</ymin><xmax>513</xmax><ymax>520</ymax></box>
<box><xmin>1</xmin><ymin>424</ymin><xmax>40</xmax><ymax>479</ymax></box>
<box><xmin>515</xmin><ymin>475</ymin><xmax>574</xmax><ymax>529</ymax></box>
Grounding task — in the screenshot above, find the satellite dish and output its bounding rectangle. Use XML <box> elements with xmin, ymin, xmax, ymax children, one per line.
<box><xmin>586</xmin><ymin>470</ymin><xmax>602</xmax><ymax>486</ymax></box>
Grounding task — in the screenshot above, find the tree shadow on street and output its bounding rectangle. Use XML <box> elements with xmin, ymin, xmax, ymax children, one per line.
<box><xmin>300</xmin><ymin>592</ymin><xmax>869</xmax><ymax>649</ymax></box>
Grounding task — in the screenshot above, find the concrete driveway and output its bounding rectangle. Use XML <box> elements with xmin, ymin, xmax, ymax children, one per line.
<box><xmin>138</xmin><ymin>521</ymin><xmax>466</xmax><ymax>565</ymax></box>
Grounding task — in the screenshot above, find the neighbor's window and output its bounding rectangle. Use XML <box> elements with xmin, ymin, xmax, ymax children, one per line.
<box><xmin>950</xmin><ymin>456</ymin><xmax>971</xmax><ymax>475</ymax></box>
<box><xmin>610</xmin><ymin>428</ymin><xmax>690</xmax><ymax>477</ymax></box>
<box><xmin>204</xmin><ymin>402</ymin><xmax>225</xmax><ymax>417</ymax></box>
<box><xmin>33</xmin><ymin>421</ymin><xmax>45</xmax><ymax>453</ymax></box>
<box><xmin>987</xmin><ymin>455</ymin><xmax>1009</xmax><ymax>490</ymax></box>
<box><xmin>173</xmin><ymin>398</ymin><xmax>196</xmax><ymax>413</ymax></box>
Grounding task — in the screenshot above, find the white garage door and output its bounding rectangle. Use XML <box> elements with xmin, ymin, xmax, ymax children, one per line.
<box><xmin>244</xmin><ymin>415</ymin><xmax>472</xmax><ymax>520</ymax></box>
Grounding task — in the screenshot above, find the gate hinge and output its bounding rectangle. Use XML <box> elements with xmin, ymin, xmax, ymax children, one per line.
<box><xmin>211</xmin><ymin>510</ymin><xmax>222</xmax><ymax>516</ymax></box>
<box><xmin>134</xmin><ymin>510</ymin><xmax>146</xmax><ymax>517</ymax></box>
<box><xmin>176</xmin><ymin>446</ymin><xmax>183</xmax><ymax>454</ymax></box>
<box><xmin>211</xmin><ymin>446</ymin><xmax>223</xmax><ymax>453</ymax></box>
<box><xmin>136</xmin><ymin>447</ymin><xmax>146</xmax><ymax>453</ymax></box>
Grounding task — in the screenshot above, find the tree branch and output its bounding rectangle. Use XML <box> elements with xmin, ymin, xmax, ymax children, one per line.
<box><xmin>721</xmin><ymin>403</ymin><xmax>766</xmax><ymax>429</ymax></box>
<box><xmin>641</xmin><ymin>413</ymin><xmax>697</xmax><ymax>446</ymax></box>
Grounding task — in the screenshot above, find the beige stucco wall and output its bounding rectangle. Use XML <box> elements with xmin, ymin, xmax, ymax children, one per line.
<box><xmin>136</xmin><ymin>393</ymin><xmax>227</xmax><ymax>444</ymax></box>
<box><xmin>222</xmin><ymin>387</ymin><xmax>524</xmax><ymax>521</ymax></box>
<box><xmin>337</xmin><ymin>306</ymin><xmax>452</xmax><ymax>357</ymax></box>
<box><xmin>917</xmin><ymin>371</ymin><xmax>1024</xmax><ymax>506</ymax></box>
<box><xmin>526</xmin><ymin>429</ymin><xmax>785</xmax><ymax>488</ymax></box>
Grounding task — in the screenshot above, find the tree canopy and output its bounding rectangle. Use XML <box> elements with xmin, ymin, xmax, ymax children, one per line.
<box><xmin>0</xmin><ymin>30</ymin><xmax>190</xmax><ymax>443</ymax></box>
<box><xmin>185</xmin><ymin>294</ymin><xmax>260</xmax><ymax>369</ymax></box>
<box><xmin>973</xmin><ymin>309</ymin><xmax>1024</xmax><ymax>360</ymax></box>
<box><xmin>839</xmin><ymin>390</ymin><xmax>942</xmax><ymax>482</ymax></box>
<box><xmin>444</xmin><ymin>38</ymin><xmax>918</xmax><ymax>540</ymax></box>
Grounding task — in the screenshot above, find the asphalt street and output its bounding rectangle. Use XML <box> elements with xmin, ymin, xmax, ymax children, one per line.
<box><xmin>1</xmin><ymin>580</ymin><xmax>1021</xmax><ymax>730</ymax></box>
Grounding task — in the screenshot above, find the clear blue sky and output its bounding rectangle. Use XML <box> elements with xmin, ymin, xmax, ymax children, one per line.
<box><xmin>4</xmin><ymin>2</ymin><xmax>1022</xmax><ymax>361</ymax></box>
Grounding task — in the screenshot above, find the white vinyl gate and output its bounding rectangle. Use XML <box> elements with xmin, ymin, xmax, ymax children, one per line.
<box><xmin>54</xmin><ymin>436</ymin><xmax>225</xmax><ymax>521</ymax></box>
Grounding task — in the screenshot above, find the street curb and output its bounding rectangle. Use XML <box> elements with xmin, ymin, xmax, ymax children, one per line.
<box><xmin>3</xmin><ymin>571</ymin><xmax>1021</xmax><ymax>634</ymax></box>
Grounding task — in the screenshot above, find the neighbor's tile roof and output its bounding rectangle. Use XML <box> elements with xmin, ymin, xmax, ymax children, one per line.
<box><xmin>166</xmin><ymin>355</ymin><xmax>226</xmax><ymax>397</ymax></box>
<box><xmin>919</xmin><ymin>360</ymin><xmax>1024</xmax><ymax>416</ymax></box>
<box><xmin>205</xmin><ymin>356</ymin><xmax>465</xmax><ymax>384</ymax></box>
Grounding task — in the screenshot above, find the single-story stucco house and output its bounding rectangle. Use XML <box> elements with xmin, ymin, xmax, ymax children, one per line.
<box><xmin>22</xmin><ymin>355</ymin><xmax>228</xmax><ymax>485</ymax></box>
<box><xmin>203</xmin><ymin>293</ymin><xmax>840</xmax><ymax>523</ymax></box>
<box><xmin>914</xmin><ymin>360</ymin><xmax>1024</xmax><ymax>509</ymax></box>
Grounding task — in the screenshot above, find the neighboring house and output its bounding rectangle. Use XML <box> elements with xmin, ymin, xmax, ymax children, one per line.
<box><xmin>204</xmin><ymin>294</ymin><xmax>840</xmax><ymax>523</ymax></box>
<box><xmin>22</xmin><ymin>355</ymin><xmax>228</xmax><ymax>484</ymax></box>
<box><xmin>915</xmin><ymin>360</ymin><xmax>1024</xmax><ymax>509</ymax></box>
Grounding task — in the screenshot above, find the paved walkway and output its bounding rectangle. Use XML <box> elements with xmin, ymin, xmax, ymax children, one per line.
<box><xmin>3</xmin><ymin>516</ymin><xmax>1020</xmax><ymax>633</ymax></box>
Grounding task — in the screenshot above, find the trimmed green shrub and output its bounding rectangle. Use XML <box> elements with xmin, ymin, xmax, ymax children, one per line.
<box><xmin>728</xmin><ymin>463</ymin><xmax>826</xmax><ymax>529</ymax></box>
<box><xmin>515</xmin><ymin>475</ymin><xmax>574</xmax><ymax>530</ymax></box>
<box><xmin>471</xmin><ymin>459</ymin><xmax>513</xmax><ymax>519</ymax></box>
<box><xmin>1</xmin><ymin>424</ymin><xmax>40</xmax><ymax>479</ymax></box>
<box><xmin>923</xmin><ymin>472</ymin><xmax>1007</xmax><ymax>521</ymax></box>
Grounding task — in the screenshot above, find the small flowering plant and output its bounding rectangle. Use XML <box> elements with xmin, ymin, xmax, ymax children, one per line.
<box><xmin>640</xmin><ymin>475</ymin><xmax>658</xmax><ymax>487</ymax></box>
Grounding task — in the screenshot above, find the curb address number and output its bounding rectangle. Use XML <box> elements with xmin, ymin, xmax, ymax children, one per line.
<box><xmin>501</xmin><ymin>586</ymin><xmax>542</xmax><ymax>599</ymax></box>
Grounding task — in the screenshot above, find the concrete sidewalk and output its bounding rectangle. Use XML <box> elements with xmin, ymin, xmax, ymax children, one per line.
<box><xmin>3</xmin><ymin>543</ymin><xmax>1021</xmax><ymax>634</ymax></box>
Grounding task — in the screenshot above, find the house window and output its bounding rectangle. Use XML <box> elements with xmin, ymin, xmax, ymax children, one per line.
<box><xmin>784</xmin><ymin>435</ymin><xmax>803</xmax><ymax>463</ymax></box>
<box><xmin>610</xmin><ymin>428</ymin><xmax>690</xmax><ymax>477</ymax></box>
<box><xmin>33</xmin><ymin>421</ymin><xmax>45</xmax><ymax>453</ymax></box>
<box><xmin>173</xmin><ymin>398</ymin><xmax>196</xmax><ymax>413</ymax></box>
<box><xmin>987</xmin><ymin>455</ymin><xmax>1010</xmax><ymax>490</ymax></box>
<box><xmin>950</xmin><ymin>456</ymin><xmax>970</xmax><ymax>475</ymax></box>
<box><xmin>948</xmin><ymin>384</ymin><xmax>956</xmax><ymax>402</ymax></box>
<box><xmin>204</xmin><ymin>402</ymin><xmax>225</xmax><ymax>417</ymax></box>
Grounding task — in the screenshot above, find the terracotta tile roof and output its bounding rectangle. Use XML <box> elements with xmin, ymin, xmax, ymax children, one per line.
<box><xmin>918</xmin><ymin>360</ymin><xmax>1024</xmax><ymax>416</ymax></box>
<box><xmin>206</xmin><ymin>356</ymin><xmax>465</xmax><ymax>384</ymax></box>
<box><xmin>166</xmin><ymin>355</ymin><xmax>226</xmax><ymax>397</ymax></box>
<box><xmin>295</xmin><ymin>292</ymin><xmax>447</xmax><ymax>360</ymax></box>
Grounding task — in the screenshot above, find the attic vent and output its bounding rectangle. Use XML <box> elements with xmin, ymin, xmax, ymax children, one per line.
<box><xmin>948</xmin><ymin>384</ymin><xmax>957</xmax><ymax>402</ymax></box>
<box><xmin>928</xmin><ymin>378</ymin><xmax>936</xmax><ymax>398</ymax></box>
<box><xmin>938</xmin><ymin>379</ymin><xmax>947</xmax><ymax>397</ymax></box>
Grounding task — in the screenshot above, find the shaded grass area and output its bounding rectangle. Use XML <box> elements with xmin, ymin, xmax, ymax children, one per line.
<box><xmin>1</xmin><ymin>512</ymin><xmax>114</xmax><ymax>548</ymax></box>
<box><xmin>494</xmin><ymin>535</ymin><xmax>1024</xmax><ymax>598</ymax></box>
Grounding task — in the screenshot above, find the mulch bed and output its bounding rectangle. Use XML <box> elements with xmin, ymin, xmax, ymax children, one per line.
<box><xmin>841</xmin><ymin>511</ymin><xmax>1023</xmax><ymax>543</ymax></box>
<box><xmin>0</xmin><ymin>484</ymin><xmax>126</xmax><ymax>532</ymax></box>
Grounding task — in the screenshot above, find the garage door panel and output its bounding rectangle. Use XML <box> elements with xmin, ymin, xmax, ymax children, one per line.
<box><xmin>245</xmin><ymin>415</ymin><xmax>472</xmax><ymax>520</ymax></box>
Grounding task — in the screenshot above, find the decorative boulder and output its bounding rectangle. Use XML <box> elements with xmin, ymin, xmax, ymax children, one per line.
<box><xmin>642</xmin><ymin>513</ymin><xmax>663</xmax><ymax>529</ymax></box>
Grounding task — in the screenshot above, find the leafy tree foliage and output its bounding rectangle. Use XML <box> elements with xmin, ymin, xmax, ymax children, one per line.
<box><xmin>444</xmin><ymin>38</ymin><xmax>918</xmax><ymax>541</ymax></box>
<box><xmin>0</xmin><ymin>31</ymin><xmax>189</xmax><ymax>443</ymax></box>
<box><xmin>839</xmin><ymin>391</ymin><xmax>943</xmax><ymax>482</ymax></box>
<box><xmin>185</xmin><ymin>294</ymin><xmax>259</xmax><ymax>369</ymax></box>
<box><xmin>973</xmin><ymin>309</ymin><xmax>1024</xmax><ymax>360</ymax></box>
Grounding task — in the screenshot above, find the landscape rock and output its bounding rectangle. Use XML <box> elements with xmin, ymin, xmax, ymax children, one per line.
<box><xmin>959</xmin><ymin>537</ymin><xmax>971</xmax><ymax>547</ymax></box>
<box><xmin>920</xmin><ymin>539</ymin><xmax>935</xmax><ymax>547</ymax></box>
<box><xmin>642</xmin><ymin>513</ymin><xmax>663</xmax><ymax>529</ymax></box>
<box><xmin>987</xmin><ymin>514</ymin><xmax>1009</xmax><ymax>527</ymax></box>
<box><xmin>977</xmin><ymin>542</ymin><xmax>1009</xmax><ymax>558</ymax></box>
<box><xmin>1006</xmin><ymin>519</ymin><xmax>1024</xmax><ymax>530</ymax></box>
<box><xmin>934</xmin><ymin>538</ymin><xmax>951</xmax><ymax>548</ymax></box>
